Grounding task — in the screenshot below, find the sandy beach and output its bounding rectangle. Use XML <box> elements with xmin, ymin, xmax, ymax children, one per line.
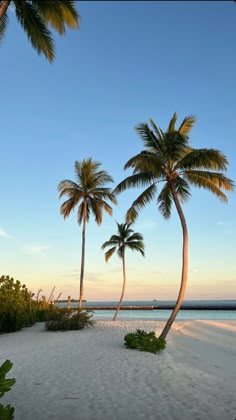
<box><xmin>1</xmin><ymin>320</ymin><xmax>236</xmax><ymax>420</ymax></box>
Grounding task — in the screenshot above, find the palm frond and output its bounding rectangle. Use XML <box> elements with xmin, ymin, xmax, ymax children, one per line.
<box><xmin>77</xmin><ymin>201</ymin><xmax>89</xmax><ymax>224</ymax></box>
<box><xmin>124</xmin><ymin>151</ymin><xmax>165</xmax><ymax>177</ymax></box>
<box><xmin>176</xmin><ymin>148</ymin><xmax>229</xmax><ymax>171</ymax></box>
<box><xmin>60</xmin><ymin>197</ymin><xmax>77</xmax><ymax>219</ymax></box>
<box><xmin>178</xmin><ymin>115</ymin><xmax>196</xmax><ymax>136</ymax></box>
<box><xmin>125</xmin><ymin>242</ymin><xmax>145</xmax><ymax>257</ymax></box>
<box><xmin>157</xmin><ymin>183</ymin><xmax>172</xmax><ymax>220</ymax></box>
<box><xmin>126</xmin><ymin>232</ymin><xmax>144</xmax><ymax>242</ymax></box>
<box><xmin>15</xmin><ymin>1</ymin><xmax>54</xmax><ymax>62</ymax></box>
<box><xmin>173</xmin><ymin>176</ymin><xmax>191</xmax><ymax>203</ymax></box>
<box><xmin>88</xmin><ymin>198</ymin><xmax>103</xmax><ymax>225</ymax></box>
<box><xmin>0</xmin><ymin>10</ymin><xmax>8</xmax><ymax>44</ymax></box>
<box><xmin>184</xmin><ymin>171</ymin><xmax>233</xmax><ymax>202</ymax></box>
<box><xmin>114</xmin><ymin>173</ymin><xmax>155</xmax><ymax>195</ymax></box>
<box><xmin>167</xmin><ymin>112</ymin><xmax>178</xmax><ymax>133</ymax></box>
<box><xmin>126</xmin><ymin>184</ymin><xmax>158</xmax><ymax>223</ymax></box>
<box><xmin>104</xmin><ymin>246</ymin><xmax>117</xmax><ymax>262</ymax></box>
<box><xmin>56</xmin><ymin>0</ymin><xmax>80</xmax><ymax>29</ymax></box>
<box><xmin>135</xmin><ymin>123</ymin><xmax>163</xmax><ymax>154</ymax></box>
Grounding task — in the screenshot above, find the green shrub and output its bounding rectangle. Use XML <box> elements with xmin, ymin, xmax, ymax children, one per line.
<box><xmin>45</xmin><ymin>308</ymin><xmax>95</xmax><ymax>331</ymax></box>
<box><xmin>124</xmin><ymin>329</ymin><xmax>166</xmax><ymax>354</ymax></box>
<box><xmin>0</xmin><ymin>360</ymin><xmax>15</xmax><ymax>419</ymax></box>
<box><xmin>0</xmin><ymin>276</ymin><xmax>35</xmax><ymax>333</ymax></box>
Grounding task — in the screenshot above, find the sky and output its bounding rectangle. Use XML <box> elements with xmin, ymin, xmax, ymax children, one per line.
<box><xmin>0</xmin><ymin>1</ymin><xmax>235</xmax><ymax>302</ymax></box>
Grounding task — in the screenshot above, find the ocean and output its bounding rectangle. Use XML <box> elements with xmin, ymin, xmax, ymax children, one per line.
<box><xmin>56</xmin><ymin>300</ymin><xmax>236</xmax><ymax>320</ymax></box>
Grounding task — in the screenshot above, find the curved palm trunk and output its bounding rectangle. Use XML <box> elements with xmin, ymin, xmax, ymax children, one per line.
<box><xmin>79</xmin><ymin>203</ymin><xmax>87</xmax><ymax>309</ymax></box>
<box><xmin>159</xmin><ymin>184</ymin><xmax>188</xmax><ymax>340</ymax></box>
<box><xmin>0</xmin><ymin>1</ymin><xmax>10</xmax><ymax>19</ymax></box>
<box><xmin>113</xmin><ymin>252</ymin><xmax>126</xmax><ymax>321</ymax></box>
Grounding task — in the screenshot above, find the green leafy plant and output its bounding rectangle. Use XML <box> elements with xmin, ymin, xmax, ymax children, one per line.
<box><xmin>0</xmin><ymin>275</ymin><xmax>36</xmax><ymax>333</ymax></box>
<box><xmin>45</xmin><ymin>308</ymin><xmax>95</xmax><ymax>331</ymax></box>
<box><xmin>124</xmin><ymin>329</ymin><xmax>166</xmax><ymax>354</ymax></box>
<box><xmin>0</xmin><ymin>360</ymin><xmax>15</xmax><ymax>420</ymax></box>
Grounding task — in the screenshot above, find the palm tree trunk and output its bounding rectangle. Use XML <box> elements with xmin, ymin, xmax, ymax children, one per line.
<box><xmin>79</xmin><ymin>203</ymin><xmax>87</xmax><ymax>309</ymax></box>
<box><xmin>0</xmin><ymin>1</ymin><xmax>10</xmax><ymax>19</ymax></box>
<box><xmin>159</xmin><ymin>184</ymin><xmax>188</xmax><ymax>340</ymax></box>
<box><xmin>113</xmin><ymin>252</ymin><xmax>126</xmax><ymax>321</ymax></box>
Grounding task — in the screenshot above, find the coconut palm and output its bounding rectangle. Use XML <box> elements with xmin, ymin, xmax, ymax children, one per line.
<box><xmin>114</xmin><ymin>113</ymin><xmax>234</xmax><ymax>339</ymax></box>
<box><xmin>102</xmin><ymin>222</ymin><xmax>145</xmax><ymax>321</ymax></box>
<box><xmin>0</xmin><ymin>0</ymin><xmax>79</xmax><ymax>62</ymax></box>
<box><xmin>58</xmin><ymin>158</ymin><xmax>117</xmax><ymax>308</ymax></box>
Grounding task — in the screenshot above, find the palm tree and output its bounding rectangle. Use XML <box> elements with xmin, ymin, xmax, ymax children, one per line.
<box><xmin>58</xmin><ymin>158</ymin><xmax>117</xmax><ymax>308</ymax></box>
<box><xmin>114</xmin><ymin>113</ymin><xmax>234</xmax><ymax>339</ymax></box>
<box><xmin>102</xmin><ymin>222</ymin><xmax>145</xmax><ymax>321</ymax></box>
<box><xmin>0</xmin><ymin>0</ymin><xmax>79</xmax><ymax>62</ymax></box>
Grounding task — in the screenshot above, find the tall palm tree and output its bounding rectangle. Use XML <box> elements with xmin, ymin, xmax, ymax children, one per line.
<box><xmin>58</xmin><ymin>158</ymin><xmax>117</xmax><ymax>308</ymax></box>
<box><xmin>114</xmin><ymin>113</ymin><xmax>234</xmax><ymax>339</ymax></box>
<box><xmin>102</xmin><ymin>222</ymin><xmax>145</xmax><ymax>321</ymax></box>
<box><xmin>0</xmin><ymin>0</ymin><xmax>79</xmax><ymax>62</ymax></box>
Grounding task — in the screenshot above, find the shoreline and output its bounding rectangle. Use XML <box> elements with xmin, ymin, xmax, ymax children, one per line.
<box><xmin>1</xmin><ymin>320</ymin><xmax>236</xmax><ymax>420</ymax></box>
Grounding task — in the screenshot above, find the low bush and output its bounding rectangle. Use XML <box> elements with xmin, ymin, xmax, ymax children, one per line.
<box><xmin>0</xmin><ymin>359</ymin><xmax>15</xmax><ymax>419</ymax></box>
<box><xmin>0</xmin><ymin>276</ymin><xmax>35</xmax><ymax>333</ymax></box>
<box><xmin>45</xmin><ymin>308</ymin><xmax>95</xmax><ymax>331</ymax></box>
<box><xmin>124</xmin><ymin>329</ymin><xmax>166</xmax><ymax>354</ymax></box>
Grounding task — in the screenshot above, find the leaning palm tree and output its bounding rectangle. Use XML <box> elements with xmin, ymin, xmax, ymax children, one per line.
<box><xmin>102</xmin><ymin>222</ymin><xmax>145</xmax><ymax>321</ymax></box>
<box><xmin>58</xmin><ymin>158</ymin><xmax>117</xmax><ymax>308</ymax></box>
<box><xmin>114</xmin><ymin>113</ymin><xmax>234</xmax><ymax>339</ymax></box>
<box><xmin>0</xmin><ymin>0</ymin><xmax>79</xmax><ymax>62</ymax></box>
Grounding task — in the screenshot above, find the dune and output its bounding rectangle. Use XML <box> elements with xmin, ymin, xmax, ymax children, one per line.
<box><xmin>0</xmin><ymin>320</ymin><xmax>236</xmax><ymax>420</ymax></box>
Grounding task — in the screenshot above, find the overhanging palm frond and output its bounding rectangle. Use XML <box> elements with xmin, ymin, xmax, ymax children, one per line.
<box><xmin>176</xmin><ymin>148</ymin><xmax>229</xmax><ymax>171</ymax></box>
<box><xmin>0</xmin><ymin>10</ymin><xmax>8</xmax><ymax>44</ymax></box>
<box><xmin>34</xmin><ymin>0</ymin><xmax>66</xmax><ymax>34</ymax></box>
<box><xmin>33</xmin><ymin>0</ymin><xmax>79</xmax><ymax>32</ymax></box>
<box><xmin>126</xmin><ymin>184</ymin><xmax>158</xmax><ymax>223</ymax></box>
<box><xmin>178</xmin><ymin>115</ymin><xmax>196</xmax><ymax>136</ymax></box>
<box><xmin>15</xmin><ymin>1</ymin><xmax>54</xmax><ymax>62</ymax></box>
<box><xmin>56</xmin><ymin>0</ymin><xmax>80</xmax><ymax>29</ymax></box>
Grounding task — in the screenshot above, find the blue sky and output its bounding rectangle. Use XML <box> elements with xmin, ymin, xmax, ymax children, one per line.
<box><xmin>0</xmin><ymin>1</ymin><xmax>235</xmax><ymax>301</ymax></box>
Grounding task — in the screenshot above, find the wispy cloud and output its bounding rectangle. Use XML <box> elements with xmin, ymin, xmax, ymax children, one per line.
<box><xmin>22</xmin><ymin>244</ymin><xmax>51</xmax><ymax>256</ymax></box>
<box><xmin>0</xmin><ymin>228</ymin><xmax>11</xmax><ymax>238</ymax></box>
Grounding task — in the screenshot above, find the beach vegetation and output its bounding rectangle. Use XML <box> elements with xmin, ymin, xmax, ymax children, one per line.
<box><xmin>124</xmin><ymin>329</ymin><xmax>166</xmax><ymax>354</ymax></box>
<box><xmin>0</xmin><ymin>359</ymin><xmax>15</xmax><ymax>419</ymax></box>
<box><xmin>45</xmin><ymin>307</ymin><xmax>95</xmax><ymax>331</ymax></box>
<box><xmin>0</xmin><ymin>0</ymin><xmax>80</xmax><ymax>62</ymax></box>
<box><xmin>114</xmin><ymin>113</ymin><xmax>234</xmax><ymax>340</ymax></box>
<box><xmin>0</xmin><ymin>275</ymin><xmax>36</xmax><ymax>333</ymax></box>
<box><xmin>58</xmin><ymin>158</ymin><xmax>117</xmax><ymax>308</ymax></box>
<box><xmin>102</xmin><ymin>222</ymin><xmax>145</xmax><ymax>321</ymax></box>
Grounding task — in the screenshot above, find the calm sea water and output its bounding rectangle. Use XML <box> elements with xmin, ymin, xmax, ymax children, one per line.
<box><xmin>56</xmin><ymin>300</ymin><xmax>236</xmax><ymax>320</ymax></box>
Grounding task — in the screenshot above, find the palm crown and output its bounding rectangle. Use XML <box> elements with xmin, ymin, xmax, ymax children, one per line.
<box><xmin>114</xmin><ymin>113</ymin><xmax>234</xmax><ymax>221</ymax></box>
<box><xmin>58</xmin><ymin>158</ymin><xmax>117</xmax><ymax>224</ymax></box>
<box><xmin>102</xmin><ymin>222</ymin><xmax>145</xmax><ymax>261</ymax></box>
<box><xmin>0</xmin><ymin>0</ymin><xmax>79</xmax><ymax>62</ymax></box>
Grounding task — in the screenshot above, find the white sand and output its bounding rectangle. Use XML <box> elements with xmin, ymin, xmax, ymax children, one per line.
<box><xmin>0</xmin><ymin>320</ymin><xmax>236</xmax><ymax>420</ymax></box>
